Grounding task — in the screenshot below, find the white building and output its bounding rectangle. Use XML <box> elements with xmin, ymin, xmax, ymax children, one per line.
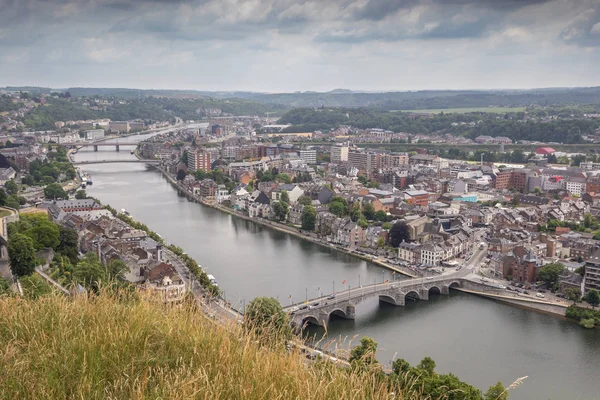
<box><xmin>83</xmin><ymin>129</ymin><xmax>105</xmax><ymax>141</ymax></box>
<box><xmin>563</xmin><ymin>179</ymin><xmax>586</xmax><ymax>196</ymax></box>
<box><xmin>298</xmin><ymin>149</ymin><xmax>317</xmax><ymax>165</ymax></box>
<box><xmin>331</xmin><ymin>145</ymin><xmax>349</xmax><ymax>163</ymax></box>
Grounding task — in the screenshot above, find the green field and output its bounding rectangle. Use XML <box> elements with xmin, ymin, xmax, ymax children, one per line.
<box><xmin>0</xmin><ymin>210</ymin><xmax>13</xmax><ymax>218</ymax></box>
<box><xmin>393</xmin><ymin>106</ymin><xmax>527</xmax><ymax>114</ymax></box>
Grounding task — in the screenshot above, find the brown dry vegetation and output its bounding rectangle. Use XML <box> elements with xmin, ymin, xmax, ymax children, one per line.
<box><xmin>0</xmin><ymin>291</ymin><xmax>439</xmax><ymax>400</ymax></box>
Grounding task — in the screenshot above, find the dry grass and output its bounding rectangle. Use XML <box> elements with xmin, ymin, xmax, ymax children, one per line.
<box><xmin>0</xmin><ymin>291</ymin><xmax>438</xmax><ymax>400</ymax></box>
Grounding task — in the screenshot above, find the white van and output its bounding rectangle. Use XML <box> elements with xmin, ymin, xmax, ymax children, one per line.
<box><xmin>536</xmin><ymin>293</ymin><xmax>545</xmax><ymax>298</ymax></box>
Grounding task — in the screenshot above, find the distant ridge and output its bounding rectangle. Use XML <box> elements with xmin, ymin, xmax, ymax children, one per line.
<box><xmin>3</xmin><ymin>85</ymin><xmax>600</xmax><ymax>110</ymax></box>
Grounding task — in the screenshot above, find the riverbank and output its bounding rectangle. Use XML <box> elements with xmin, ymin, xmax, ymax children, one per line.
<box><xmin>455</xmin><ymin>287</ymin><xmax>568</xmax><ymax>317</ymax></box>
<box><xmin>154</xmin><ymin>165</ymin><xmax>417</xmax><ymax>278</ymax></box>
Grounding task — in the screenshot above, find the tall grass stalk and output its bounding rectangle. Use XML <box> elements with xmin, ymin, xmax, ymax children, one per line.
<box><xmin>0</xmin><ymin>290</ymin><xmax>433</xmax><ymax>399</ymax></box>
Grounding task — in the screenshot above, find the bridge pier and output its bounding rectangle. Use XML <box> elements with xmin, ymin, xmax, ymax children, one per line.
<box><xmin>93</xmin><ymin>145</ymin><xmax>98</xmax><ymax>152</ymax></box>
<box><xmin>440</xmin><ymin>285</ymin><xmax>450</xmax><ymax>295</ymax></box>
<box><xmin>115</xmin><ymin>145</ymin><xmax>120</xmax><ymax>152</ymax></box>
<box><xmin>345</xmin><ymin>304</ymin><xmax>356</xmax><ymax>319</ymax></box>
<box><xmin>419</xmin><ymin>288</ymin><xmax>429</xmax><ymax>300</ymax></box>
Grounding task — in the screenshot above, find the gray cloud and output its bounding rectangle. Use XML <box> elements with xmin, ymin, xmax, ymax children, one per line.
<box><xmin>0</xmin><ymin>0</ymin><xmax>599</xmax><ymax>91</ymax></box>
<box><xmin>560</xmin><ymin>5</ymin><xmax>600</xmax><ymax>46</ymax></box>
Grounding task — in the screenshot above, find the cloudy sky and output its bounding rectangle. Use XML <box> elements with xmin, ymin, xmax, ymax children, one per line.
<box><xmin>1</xmin><ymin>0</ymin><xmax>600</xmax><ymax>92</ymax></box>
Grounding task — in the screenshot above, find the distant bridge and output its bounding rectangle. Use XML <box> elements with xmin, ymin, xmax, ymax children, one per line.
<box><xmin>72</xmin><ymin>159</ymin><xmax>160</xmax><ymax>165</ymax></box>
<box><xmin>287</xmin><ymin>275</ymin><xmax>466</xmax><ymax>329</ymax></box>
<box><xmin>62</xmin><ymin>142</ymin><xmax>139</xmax><ymax>152</ymax></box>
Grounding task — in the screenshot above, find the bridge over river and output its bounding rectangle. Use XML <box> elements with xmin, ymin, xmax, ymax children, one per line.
<box><xmin>62</xmin><ymin>142</ymin><xmax>139</xmax><ymax>151</ymax></box>
<box><xmin>287</xmin><ymin>274</ymin><xmax>468</xmax><ymax>328</ymax></box>
<box><xmin>72</xmin><ymin>159</ymin><xmax>160</xmax><ymax>165</ymax></box>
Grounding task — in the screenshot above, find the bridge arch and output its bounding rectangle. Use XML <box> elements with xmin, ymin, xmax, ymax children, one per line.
<box><xmin>378</xmin><ymin>294</ymin><xmax>399</xmax><ymax>305</ymax></box>
<box><xmin>301</xmin><ymin>316</ymin><xmax>321</xmax><ymax>327</ymax></box>
<box><xmin>328</xmin><ymin>308</ymin><xmax>348</xmax><ymax>319</ymax></box>
<box><xmin>448</xmin><ymin>281</ymin><xmax>461</xmax><ymax>289</ymax></box>
<box><xmin>404</xmin><ymin>290</ymin><xmax>421</xmax><ymax>301</ymax></box>
<box><xmin>428</xmin><ymin>286</ymin><xmax>442</xmax><ymax>294</ymax></box>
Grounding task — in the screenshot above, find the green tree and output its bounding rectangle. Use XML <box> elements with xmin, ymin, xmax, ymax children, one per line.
<box><xmin>350</xmin><ymin>201</ymin><xmax>363</xmax><ymax>222</ymax></box>
<box><xmin>272</xmin><ymin>201</ymin><xmax>289</xmax><ymax>222</ymax></box>
<box><xmin>298</xmin><ymin>195</ymin><xmax>312</xmax><ymax>206</ymax></box>
<box><xmin>301</xmin><ymin>205</ymin><xmax>316</xmax><ymax>231</ymax></box>
<box><xmin>107</xmin><ymin>259</ymin><xmax>127</xmax><ymax>280</ymax></box>
<box><xmin>243</xmin><ymin>297</ymin><xmax>291</xmax><ymax>345</ymax></box>
<box><xmin>537</xmin><ymin>262</ymin><xmax>564</xmax><ymax>287</ymax></box>
<box><xmin>564</xmin><ymin>287</ymin><xmax>582</xmax><ymax>303</ymax></box>
<box><xmin>181</xmin><ymin>150</ymin><xmax>188</xmax><ymax>165</ymax></box>
<box><xmin>276</xmin><ymin>173</ymin><xmax>291</xmax><ymax>184</ymax></box>
<box><xmin>382</xmin><ymin>222</ymin><xmax>392</xmax><ymax>230</ymax></box>
<box><xmin>279</xmin><ymin>190</ymin><xmax>290</xmax><ymax>205</ymax></box>
<box><xmin>0</xmin><ymin>277</ymin><xmax>11</xmax><ymax>295</ymax></box>
<box><xmin>195</xmin><ymin>169</ymin><xmax>208</xmax><ymax>180</ymax></box>
<box><xmin>389</xmin><ymin>222</ymin><xmax>410</xmax><ymax>247</ymax></box>
<box><xmin>417</xmin><ymin>356</ymin><xmax>436</xmax><ymax>375</ymax></box>
<box><xmin>8</xmin><ymin>233</ymin><xmax>37</xmax><ymax>277</ymax></box>
<box><xmin>363</xmin><ymin>202</ymin><xmax>376</xmax><ymax>220</ymax></box>
<box><xmin>533</xmin><ymin>186</ymin><xmax>542</xmax><ymax>195</ymax></box>
<box><xmin>56</xmin><ymin>226</ymin><xmax>79</xmax><ymax>265</ymax></box>
<box><xmin>329</xmin><ymin>196</ymin><xmax>349</xmax><ymax>217</ymax></box>
<box><xmin>24</xmin><ymin>218</ymin><xmax>60</xmax><ymax>250</ymax></box>
<box><xmin>4</xmin><ymin>179</ymin><xmax>18</xmax><ymax>195</ymax></box>
<box><xmin>44</xmin><ymin>183</ymin><xmax>68</xmax><ymax>200</ymax></box>
<box><xmin>4</xmin><ymin>196</ymin><xmax>20</xmax><ymax>209</ymax></box>
<box><xmin>376</xmin><ymin>237</ymin><xmax>385</xmax><ymax>248</ymax></box>
<box><xmin>585</xmin><ymin>289</ymin><xmax>600</xmax><ymax>307</ymax></box>
<box><xmin>73</xmin><ymin>253</ymin><xmax>106</xmax><ymax>292</ymax></box>
<box><xmin>391</xmin><ymin>358</ymin><xmax>412</xmax><ymax>375</ymax></box>
<box><xmin>350</xmin><ymin>336</ymin><xmax>379</xmax><ymax>372</ymax></box>
<box><xmin>0</xmin><ymin>188</ymin><xmax>6</xmax><ymax>206</ymax></box>
<box><xmin>584</xmin><ymin>213</ymin><xmax>597</xmax><ymax>229</ymax></box>
<box><xmin>484</xmin><ymin>382</ymin><xmax>508</xmax><ymax>400</ymax></box>
<box><xmin>75</xmin><ymin>189</ymin><xmax>87</xmax><ymax>199</ymax></box>
<box><xmin>375</xmin><ymin>210</ymin><xmax>387</xmax><ymax>222</ymax></box>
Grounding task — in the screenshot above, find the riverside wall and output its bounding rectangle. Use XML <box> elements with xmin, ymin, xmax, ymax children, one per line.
<box><xmin>456</xmin><ymin>280</ymin><xmax>568</xmax><ymax>317</ymax></box>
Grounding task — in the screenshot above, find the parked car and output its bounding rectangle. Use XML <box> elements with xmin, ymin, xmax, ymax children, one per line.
<box><xmin>327</xmin><ymin>294</ymin><xmax>336</xmax><ymax>300</ymax></box>
<box><xmin>536</xmin><ymin>293</ymin><xmax>545</xmax><ymax>298</ymax></box>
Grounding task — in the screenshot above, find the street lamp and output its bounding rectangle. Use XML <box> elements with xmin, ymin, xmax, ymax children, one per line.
<box><xmin>305</xmin><ymin>287</ymin><xmax>308</xmax><ymax>304</ymax></box>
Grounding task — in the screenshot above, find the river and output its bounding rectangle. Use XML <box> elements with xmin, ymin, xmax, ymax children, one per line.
<box><xmin>73</xmin><ymin>135</ymin><xmax>600</xmax><ymax>400</ymax></box>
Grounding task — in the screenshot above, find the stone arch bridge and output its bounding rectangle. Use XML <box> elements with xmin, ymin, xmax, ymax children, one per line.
<box><xmin>289</xmin><ymin>278</ymin><xmax>463</xmax><ymax>329</ymax></box>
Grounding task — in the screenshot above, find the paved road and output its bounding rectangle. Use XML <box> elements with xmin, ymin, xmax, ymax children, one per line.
<box><xmin>163</xmin><ymin>249</ymin><xmax>242</xmax><ymax>324</ymax></box>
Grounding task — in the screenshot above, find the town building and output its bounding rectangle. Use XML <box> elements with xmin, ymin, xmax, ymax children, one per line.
<box><xmin>583</xmin><ymin>247</ymin><xmax>600</xmax><ymax>294</ymax></box>
<box><xmin>109</xmin><ymin>121</ymin><xmax>130</xmax><ymax>133</ymax></box>
<box><xmin>188</xmin><ymin>149</ymin><xmax>211</xmax><ymax>172</ymax></box>
<box><xmin>331</xmin><ymin>145</ymin><xmax>349</xmax><ymax>163</ymax></box>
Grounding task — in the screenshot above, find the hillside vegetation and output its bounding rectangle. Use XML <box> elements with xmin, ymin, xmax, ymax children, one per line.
<box><xmin>277</xmin><ymin>107</ymin><xmax>599</xmax><ymax>143</ymax></box>
<box><xmin>0</xmin><ymin>290</ymin><xmax>515</xmax><ymax>400</ymax></box>
<box><xmin>0</xmin><ymin>292</ymin><xmax>411</xmax><ymax>399</ymax></box>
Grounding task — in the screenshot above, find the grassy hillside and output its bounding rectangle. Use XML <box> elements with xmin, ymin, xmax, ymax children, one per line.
<box><xmin>0</xmin><ymin>292</ymin><xmax>426</xmax><ymax>400</ymax></box>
